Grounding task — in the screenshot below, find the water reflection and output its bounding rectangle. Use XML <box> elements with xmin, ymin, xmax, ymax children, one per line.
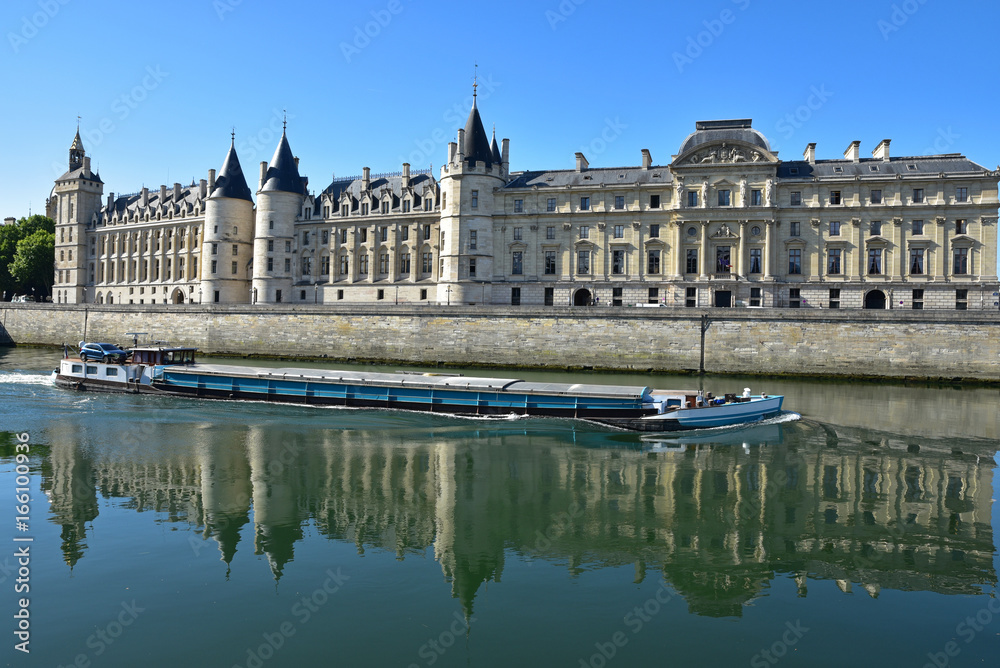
<box><xmin>36</xmin><ymin>411</ymin><xmax>996</xmax><ymax>618</ymax></box>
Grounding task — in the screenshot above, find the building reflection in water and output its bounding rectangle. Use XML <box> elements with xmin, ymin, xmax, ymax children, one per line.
<box><xmin>39</xmin><ymin>416</ymin><xmax>996</xmax><ymax>617</ymax></box>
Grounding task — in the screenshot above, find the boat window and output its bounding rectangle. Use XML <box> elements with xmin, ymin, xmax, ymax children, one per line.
<box><xmin>71</xmin><ymin>364</ymin><xmax>82</xmax><ymax>373</ymax></box>
<box><xmin>86</xmin><ymin>366</ymin><xmax>98</xmax><ymax>374</ymax></box>
<box><xmin>106</xmin><ymin>368</ymin><xmax>118</xmax><ymax>376</ymax></box>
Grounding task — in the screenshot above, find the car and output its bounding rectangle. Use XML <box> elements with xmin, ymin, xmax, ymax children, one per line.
<box><xmin>79</xmin><ymin>342</ymin><xmax>129</xmax><ymax>363</ymax></box>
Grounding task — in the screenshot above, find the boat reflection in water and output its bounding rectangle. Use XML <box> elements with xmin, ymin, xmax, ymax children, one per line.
<box><xmin>41</xmin><ymin>409</ymin><xmax>995</xmax><ymax>618</ymax></box>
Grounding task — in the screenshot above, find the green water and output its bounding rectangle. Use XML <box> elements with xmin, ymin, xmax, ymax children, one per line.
<box><xmin>1</xmin><ymin>347</ymin><xmax>998</xmax><ymax>667</ymax></box>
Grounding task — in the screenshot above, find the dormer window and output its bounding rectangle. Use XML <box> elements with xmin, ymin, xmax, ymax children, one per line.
<box><xmin>869</xmin><ymin>165</ymin><xmax>879</xmax><ymax>172</ymax></box>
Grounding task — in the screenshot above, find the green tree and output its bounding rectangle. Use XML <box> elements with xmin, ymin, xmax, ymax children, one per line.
<box><xmin>10</xmin><ymin>228</ymin><xmax>55</xmax><ymax>300</ymax></box>
<box><xmin>0</xmin><ymin>223</ymin><xmax>23</xmax><ymax>299</ymax></box>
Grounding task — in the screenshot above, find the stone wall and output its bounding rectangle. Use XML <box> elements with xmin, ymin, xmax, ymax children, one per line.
<box><xmin>2</xmin><ymin>303</ymin><xmax>999</xmax><ymax>381</ymax></box>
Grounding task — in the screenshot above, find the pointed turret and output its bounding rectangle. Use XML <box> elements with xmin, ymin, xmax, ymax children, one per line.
<box><xmin>462</xmin><ymin>96</ymin><xmax>494</xmax><ymax>169</ymax></box>
<box><xmin>260</xmin><ymin>130</ymin><xmax>305</xmax><ymax>194</ymax></box>
<box><xmin>211</xmin><ymin>138</ymin><xmax>253</xmax><ymax>201</ymax></box>
<box><xmin>69</xmin><ymin>128</ymin><xmax>84</xmax><ymax>171</ymax></box>
<box><xmin>490</xmin><ymin>127</ymin><xmax>502</xmax><ymax>166</ymax></box>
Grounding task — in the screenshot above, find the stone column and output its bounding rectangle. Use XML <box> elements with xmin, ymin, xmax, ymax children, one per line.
<box><xmin>892</xmin><ymin>218</ymin><xmax>904</xmax><ymax>280</ymax></box>
<box><xmin>764</xmin><ymin>221</ymin><xmax>774</xmax><ymax>279</ymax></box>
<box><xmin>851</xmin><ymin>219</ymin><xmax>862</xmax><ymax>281</ymax></box>
<box><xmin>698</xmin><ymin>221</ymin><xmax>709</xmax><ymax>280</ymax></box>
<box><xmin>810</xmin><ymin>219</ymin><xmax>822</xmax><ymax>281</ymax></box>
<box><xmin>936</xmin><ymin>217</ymin><xmax>948</xmax><ymax>280</ymax></box>
<box><xmin>736</xmin><ymin>220</ymin><xmax>747</xmax><ymax>277</ymax></box>
<box><xmin>674</xmin><ymin>221</ymin><xmax>684</xmax><ymax>278</ymax></box>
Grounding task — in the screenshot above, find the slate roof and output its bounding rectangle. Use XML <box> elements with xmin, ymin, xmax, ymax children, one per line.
<box><xmin>210</xmin><ymin>140</ymin><xmax>253</xmax><ymax>201</ymax></box>
<box><xmin>490</xmin><ymin>130</ymin><xmax>502</xmax><ymax>165</ymax></box>
<box><xmin>56</xmin><ymin>165</ymin><xmax>103</xmax><ymax>184</ymax></box>
<box><xmin>100</xmin><ymin>183</ymin><xmax>204</xmax><ymax>220</ymax></box>
<box><xmin>317</xmin><ymin>173</ymin><xmax>437</xmax><ymax>212</ymax></box>
<box><xmin>776</xmin><ymin>155</ymin><xmax>991</xmax><ymax>179</ymax></box>
<box><xmin>677</xmin><ymin>119</ymin><xmax>771</xmax><ymax>156</ymax></box>
<box><xmin>504</xmin><ymin>166</ymin><xmax>673</xmax><ymax>190</ymax></box>
<box><xmin>260</xmin><ymin>130</ymin><xmax>306</xmax><ymax>194</ymax></box>
<box><xmin>463</xmin><ymin>100</ymin><xmax>494</xmax><ymax>169</ymax></box>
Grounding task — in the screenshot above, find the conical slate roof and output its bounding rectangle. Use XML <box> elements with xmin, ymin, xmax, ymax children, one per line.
<box><xmin>260</xmin><ymin>130</ymin><xmax>305</xmax><ymax>194</ymax></box>
<box><xmin>70</xmin><ymin>129</ymin><xmax>84</xmax><ymax>152</ymax></box>
<box><xmin>490</xmin><ymin>128</ymin><xmax>501</xmax><ymax>165</ymax></box>
<box><xmin>463</xmin><ymin>99</ymin><xmax>494</xmax><ymax>169</ymax></box>
<box><xmin>211</xmin><ymin>140</ymin><xmax>253</xmax><ymax>201</ymax></box>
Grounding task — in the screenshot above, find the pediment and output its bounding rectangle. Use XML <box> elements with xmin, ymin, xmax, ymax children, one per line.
<box><xmin>710</xmin><ymin>224</ymin><xmax>740</xmax><ymax>240</ymax></box>
<box><xmin>673</xmin><ymin>140</ymin><xmax>778</xmax><ymax>167</ymax></box>
<box><xmin>952</xmin><ymin>234</ymin><xmax>976</xmax><ymax>246</ymax></box>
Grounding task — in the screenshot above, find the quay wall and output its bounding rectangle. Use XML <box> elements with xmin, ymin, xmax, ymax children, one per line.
<box><xmin>2</xmin><ymin>304</ymin><xmax>999</xmax><ymax>381</ymax></box>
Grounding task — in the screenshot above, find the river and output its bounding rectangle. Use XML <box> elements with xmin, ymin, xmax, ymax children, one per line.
<box><xmin>1</xmin><ymin>346</ymin><xmax>998</xmax><ymax>667</ymax></box>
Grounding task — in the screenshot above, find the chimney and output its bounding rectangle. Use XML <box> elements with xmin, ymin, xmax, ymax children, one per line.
<box><xmin>107</xmin><ymin>193</ymin><xmax>114</xmax><ymax>209</ymax></box>
<box><xmin>641</xmin><ymin>149</ymin><xmax>652</xmax><ymax>170</ymax></box>
<box><xmin>208</xmin><ymin>168</ymin><xmax>216</xmax><ymax>190</ymax></box>
<box><xmin>173</xmin><ymin>183</ymin><xmax>182</xmax><ymax>201</ymax></box>
<box><xmin>259</xmin><ymin>161</ymin><xmax>267</xmax><ymax>189</ymax></box>
<box><xmin>803</xmin><ymin>143</ymin><xmax>816</xmax><ymax>164</ymax></box>
<box><xmin>159</xmin><ymin>185</ymin><xmax>167</xmax><ymax>203</ymax></box>
<box><xmin>844</xmin><ymin>141</ymin><xmax>861</xmax><ymax>163</ymax></box>
<box><xmin>294</xmin><ymin>157</ymin><xmax>300</xmax><ymax>170</ymax></box>
<box><xmin>501</xmin><ymin>138</ymin><xmax>510</xmax><ymax>174</ymax></box>
<box><xmin>82</xmin><ymin>156</ymin><xmax>92</xmax><ymax>174</ymax></box>
<box><xmin>141</xmin><ymin>187</ymin><xmax>148</xmax><ymax>208</ymax></box>
<box><xmin>575</xmin><ymin>152</ymin><xmax>589</xmax><ymax>172</ymax></box>
<box><xmin>456</xmin><ymin>129</ymin><xmax>466</xmax><ymax>163</ymax></box>
<box><xmin>199</xmin><ymin>179</ymin><xmax>207</xmax><ymax>198</ymax></box>
<box><xmin>402</xmin><ymin>162</ymin><xmax>410</xmax><ymax>187</ymax></box>
<box><xmin>872</xmin><ymin>139</ymin><xmax>891</xmax><ymax>162</ymax></box>
<box><xmin>362</xmin><ymin>167</ymin><xmax>370</xmax><ymax>191</ymax></box>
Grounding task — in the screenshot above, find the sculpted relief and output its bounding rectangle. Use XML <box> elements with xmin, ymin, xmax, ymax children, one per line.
<box><xmin>687</xmin><ymin>143</ymin><xmax>765</xmax><ymax>165</ymax></box>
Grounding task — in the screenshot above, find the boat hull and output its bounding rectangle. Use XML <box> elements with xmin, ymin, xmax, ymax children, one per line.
<box><xmin>590</xmin><ymin>396</ymin><xmax>784</xmax><ymax>432</ymax></box>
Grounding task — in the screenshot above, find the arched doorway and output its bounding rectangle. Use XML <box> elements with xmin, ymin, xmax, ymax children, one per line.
<box><xmin>171</xmin><ymin>289</ymin><xmax>185</xmax><ymax>304</ymax></box>
<box><xmin>573</xmin><ymin>288</ymin><xmax>592</xmax><ymax>306</ymax></box>
<box><xmin>864</xmin><ymin>289</ymin><xmax>886</xmax><ymax>309</ymax></box>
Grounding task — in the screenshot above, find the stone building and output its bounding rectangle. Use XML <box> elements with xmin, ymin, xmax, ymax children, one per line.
<box><xmin>48</xmin><ymin>97</ymin><xmax>999</xmax><ymax>309</ymax></box>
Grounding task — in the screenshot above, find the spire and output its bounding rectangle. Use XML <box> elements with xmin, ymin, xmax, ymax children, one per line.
<box><xmin>462</xmin><ymin>89</ymin><xmax>493</xmax><ymax>169</ymax></box>
<box><xmin>69</xmin><ymin>122</ymin><xmax>85</xmax><ymax>170</ymax></box>
<box><xmin>260</xmin><ymin>128</ymin><xmax>305</xmax><ymax>194</ymax></box>
<box><xmin>211</xmin><ymin>134</ymin><xmax>253</xmax><ymax>201</ymax></box>
<box><xmin>490</xmin><ymin>125</ymin><xmax>501</xmax><ymax>165</ymax></box>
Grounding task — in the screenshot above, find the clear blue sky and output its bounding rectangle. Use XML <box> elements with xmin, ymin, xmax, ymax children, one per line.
<box><xmin>1</xmin><ymin>0</ymin><xmax>997</xmax><ymax>236</ymax></box>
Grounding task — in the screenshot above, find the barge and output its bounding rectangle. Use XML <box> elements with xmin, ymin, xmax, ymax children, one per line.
<box><xmin>53</xmin><ymin>344</ymin><xmax>784</xmax><ymax>432</ymax></box>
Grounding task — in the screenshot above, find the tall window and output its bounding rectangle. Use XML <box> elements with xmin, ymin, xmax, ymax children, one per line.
<box><xmin>789</xmin><ymin>191</ymin><xmax>800</xmax><ymax>206</ymax></box>
<box><xmin>511</xmin><ymin>251</ymin><xmax>523</xmax><ymax>275</ymax></box>
<box><xmin>649</xmin><ymin>224</ymin><xmax>660</xmax><ymax>238</ymax></box>
<box><xmin>749</xmin><ymin>248</ymin><xmax>762</xmax><ymax>274</ymax></box>
<box><xmin>379</xmin><ymin>227</ymin><xmax>388</xmax><ymax>242</ymax></box>
<box><xmin>956</xmin><ymin>187</ymin><xmax>968</xmax><ymax>202</ymax></box>
<box><xmin>788</xmin><ymin>249</ymin><xmax>802</xmax><ymax>274</ymax></box>
<box><xmin>614</xmin><ymin>195</ymin><xmax>625</xmax><ymax>209</ymax></box>
<box><xmin>827</xmin><ymin>249</ymin><xmax>842</xmax><ymax>275</ymax></box>
<box><xmin>910</xmin><ymin>248</ymin><xmax>924</xmax><ymax>275</ymax></box>
<box><xmin>471</xmin><ymin>190</ymin><xmax>478</xmax><ymax>208</ymax></box>
<box><xmin>423</xmin><ymin>224</ymin><xmax>431</xmax><ymax>240</ymax></box>
<box><xmin>953</xmin><ymin>247</ymin><xmax>969</xmax><ymax>275</ymax></box>
<box><xmin>647</xmin><ymin>250</ymin><xmax>661</xmax><ymax>274</ymax></box>
<box><xmin>547</xmin><ymin>198</ymin><xmax>556</xmax><ymax>212</ymax></box>
<box><xmin>913</xmin><ymin>188</ymin><xmax>924</xmax><ymax>203</ymax></box>
<box><xmin>956</xmin><ymin>219</ymin><xmax>967</xmax><ymax>234</ymax></box>
<box><xmin>830</xmin><ymin>221</ymin><xmax>841</xmax><ymax>236</ymax></box>
<box><xmin>912</xmin><ymin>220</ymin><xmax>924</xmax><ymax>235</ymax></box>
<box><xmin>321</xmin><ymin>255</ymin><xmax>330</xmax><ymax>275</ymax></box>
<box><xmin>421</xmin><ymin>252</ymin><xmax>433</xmax><ymax>273</ymax></box>
<box><xmin>378</xmin><ymin>253</ymin><xmax>389</xmax><ymax>274</ymax></box>
<box><xmin>716</xmin><ymin>246</ymin><xmax>730</xmax><ymax>272</ymax></box>
<box><xmin>358</xmin><ymin>254</ymin><xmax>368</xmax><ymax>276</ymax></box>
<box><xmin>469</xmin><ymin>230</ymin><xmax>477</xmax><ymax>250</ymax></box>
<box><xmin>830</xmin><ymin>191</ymin><xmax>841</xmax><ymax>205</ymax></box>
<box><xmin>868</xmin><ymin>248</ymin><xmax>882</xmax><ymax>275</ymax></box>
<box><xmin>580</xmin><ymin>196</ymin><xmax>590</xmax><ymax>211</ymax></box>
<box><xmin>577</xmin><ymin>250</ymin><xmax>590</xmax><ymax>275</ymax></box>
<box><xmin>650</xmin><ymin>194</ymin><xmax>660</xmax><ymax>209</ymax></box>
<box><xmin>870</xmin><ymin>221</ymin><xmax>882</xmax><ymax>236</ymax></box>
<box><xmin>544</xmin><ymin>251</ymin><xmax>556</xmax><ymax>275</ymax></box>
<box><xmin>303</xmin><ymin>231</ymin><xmax>310</xmax><ymax>245</ymax></box>
<box><xmin>340</xmin><ymin>255</ymin><xmax>349</xmax><ymax>275</ymax></box>
<box><xmin>790</xmin><ymin>222</ymin><xmax>800</xmax><ymax>237</ymax></box>
<box><xmin>579</xmin><ymin>226</ymin><xmax>589</xmax><ymax>239</ymax></box>
<box><xmin>687</xmin><ymin>191</ymin><xmax>699</xmax><ymax>207</ymax></box>
<box><xmin>340</xmin><ymin>229</ymin><xmax>347</xmax><ymax>244</ymax></box>
<box><xmin>611</xmin><ymin>250</ymin><xmax>625</xmax><ymax>274</ymax></box>
<box><xmin>302</xmin><ymin>257</ymin><xmax>312</xmax><ymax>276</ymax></box>
<box><xmin>718</xmin><ymin>189</ymin><xmax>731</xmax><ymax>206</ymax></box>
<box><xmin>613</xmin><ymin>225</ymin><xmax>624</xmax><ymax>238</ymax></box>
<box><xmin>870</xmin><ymin>189</ymin><xmax>882</xmax><ymax>204</ymax></box>
<box><xmin>513</xmin><ymin>227</ymin><xmax>522</xmax><ymax>240</ymax></box>
<box><xmin>398</xmin><ymin>253</ymin><xmax>410</xmax><ymax>274</ymax></box>
<box><xmin>686</xmin><ymin>249</ymin><xmax>698</xmax><ymax>274</ymax></box>
<box><xmin>546</xmin><ymin>226</ymin><xmax>555</xmax><ymax>240</ymax></box>
<box><xmin>468</xmin><ymin>258</ymin><xmax>476</xmax><ymax>277</ymax></box>
<box><xmin>513</xmin><ymin>199</ymin><xmax>523</xmax><ymax>213</ymax></box>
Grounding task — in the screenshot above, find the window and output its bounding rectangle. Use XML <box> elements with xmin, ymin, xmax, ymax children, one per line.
<box><xmin>827</xmin><ymin>249</ymin><xmax>842</xmax><ymax>275</ymax></box>
<box><xmin>321</xmin><ymin>230</ymin><xmax>329</xmax><ymax>245</ymax></box>
<box><xmin>612</xmin><ymin>250</ymin><xmax>625</xmax><ymax>274</ymax></box>
<box><xmin>790</xmin><ymin>222</ymin><xmax>800</xmax><ymax>237</ymax></box>
<box><xmin>303</xmin><ymin>231</ymin><xmax>310</xmax><ymax>245</ymax></box>
<box><xmin>380</xmin><ymin>227</ymin><xmax>388</xmax><ymax>242</ymax></box>
<box><xmin>421</xmin><ymin>252</ymin><xmax>433</xmax><ymax>273</ymax></box>
<box><xmin>544</xmin><ymin>251</ymin><xmax>556</xmax><ymax>275</ymax></box>
<box><xmin>469</xmin><ymin>230</ymin><xmax>477</xmax><ymax>250</ymax></box>
<box><xmin>749</xmin><ymin>248</ymin><xmax>762</xmax><ymax>274</ymax></box>
<box><xmin>913</xmin><ymin>220</ymin><xmax>924</xmax><ymax>235</ymax></box>
<box><xmin>471</xmin><ymin>190</ymin><xmax>479</xmax><ymax>208</ymax></box>
<box><xmin>612</xmin><ymin>287</ymin><xmax>623</xmax><ymax>306</ymax></box>
<box><xmin>275</xmin><ymin>289</ymin><xmax>282</xmax><ymax>303</ymax></box>
<box><xmin>687</xmin><ymin>191</ymin><xmax>699</xmax><ymax>207</ymax></box>
<box><xmin>912</xmin><ymin>288</ymin><xmax>923</xmax><ymax>310</ymax></box>
<box><xmin>751</xmin><ymin>225</ymin><xmax>761</xmax><ymax>236</ymax></box>
<box><xmin>910</xmin><ymin>248</ymin><xmax>924</xmax><ymax>275</ymax></box>
<box><xmin>577</xmin><ymin>250</ymin><xmax>590</xmax><ymax>275</ymax></box>
<box><xmin>424</xmin><ymin>199</ymin><xmax>432</xmax><ymax>212</ymax></box>
<box><xmin>580</xmin><ymin>196</ymin><xmax>590</xmax><ymax>211</ymax></box>
<box><xmin>750</xmin><ymin>287</ymin><xmax>761</xmax><ymax>307</ymax></box>
<box><xmin>870</xmin><ymin>189</ymin><xmax>882</xmax><ymax>204</ymax></box>
<box><xmin>913</xmin><ymin>188</ymin><xmax>924</xmax><ymax>203</ymax></box>
<box><xmin>285</xmin><ymin>240</ymin><xmax>292</xmax><ymax>252</ymax></box>
<box><xmin>579</xmin><ymin>226</ymin><xmax>590</xmax><ymax>239</ymax></box>
<box><xmin>232</xmin><ymin>261</ymin><xmax>238</xmax><ymax>274</ymax></box>
<box><xmin>321</xmin><ymin>255</ymin><xmax>330</xmax><ymax>275</ymax></box>
<box><xmin>716</xmin><ymin>246</ymin><xmax>730</xmax><ymax>272</ymax></box>
<box><xmin>614</xmin><ymin>195</ymin><xmax>625</xmax><ymax>210</ymax></box>
<box><xmin>789</xmin><ymin>288</ymin><xmax>801</xmax><ymax>308</ymax></box>
<box><xmin>647</xmin><ymin>250</ymin><xmax>661</xmax><ymax>274</ymax></box>
<box><xmin>513</xmin><ymin>198</ymin><xmax>523</xmax><ymax>213</ymax></box>
<box><xmin>361</xmin><ymin>203</ymin><xmax>369</xmax><ymax>215</ymax></box>
<box><xmin>323</xmin><ymin>206</ymin><xmax>330</xmax><ymax>218</ymax></box>
<box><xmin>650</xmin><ymin>194</ymin><xmax>660</xmax><ymax>209</ymax></box>
<box><xmin>300</xmin><ymin>290</ymin><xmax>306</xmax><ymax>301</ymax></box>
<box><xmin>956</xmin><ymin>187</ymin><xmax>968</xmax><ymax>202</ymax></box>
<box><xmin>213</xmin><ymin>291</ymin><xmax>219</xmax><ymax>303</ymax></box>
<box><xmin>402</xmin><ymin>200</ymin><xmax>410</xmax><ymax>213</ymax></box>
<box><xmin>953</xmin><ymin>248</ymin><xmax>969</xmax><ymax>275</ymax></box>
<box><xmin>398</xmin><ymin>253</ymin><xmax>410</xmax><ymax>274</ymax></box>
<box><xmin>359</xmin><ymin>229</ymin><xmax>367</xmax><ymax>243</ymax></box>
<box><xmin>513</xmin><ymin>227</ymin><xmax>522</xmax><ymax>241</ymax></box>
<box><xmin>868</xmin><ymin>248</ymin><xmax>882</xmax><ymax>275</ymax></box>
<box><xmin>401</xmin><ymin>226</ymin><xmax>409</xmax><ymax>242</ymax></box>
<box><xmin>340</xmin><ymin>255</ymin><xmax>349</xmax><ymax>275</ymax></box>
<box><xmin>649</xmin><ymin>224</ymin><xmax>660</xmax><ymax>238</ymax></box>
<box><xmin>341</xmin><ymin>207</ymin><xmax>348</xmax><ymax>217</ymax></box>
<box><xmin>613</xmin><ymin>224</ymin><xmax>624</xmax><ymax>239</ymax></box>
<box><xmin>339</xmin><ymin>229</ymin><xmax>347</xmax><ymax>244</ymax></box>
<box><xmin>685</xmin><ymin>287</ymin><xmax>697</xmax><ymax>308</ymax></box>
<box><xmin>511</xmin><ymin>287</ymin><xmax>521</xmax><ymax>305</ymax></box>
<box><xmin>956</xmin><ymin>219</ymin><xmax>967</xmax><ymax>234</ymax></box>
<box><xmin>231</xmin><ymin>243</ymin><xmax>238</xmax><ymax>256</ymax></box>
<box><xmin>648</xmin><ymin>287</ymin><xmax>659</xmax><ymax>304</ymax></box>
<box><xmin>423</xmin><ymin>224</ymin><xmax>431</xmax><ymax>240</ymax></box>
<box><xmin>718</xmin><ymin>189</ymin><xmax>731</xmax><ymax>206</ymax></box>
<box><xmin>788</xmin><ymin>249</ymin><xmax>802</xmax><ymax>274</ymax></box>
<box><xmin>284</xmin><ymin>258</ymin><xmax>291</xmax><ymax>273</ymax></box>
<box><xmin>830</xmin><ymin>191</ymin><xmax>841</xmax><ymax>205</ymax></box>
<box><xmin>468</xmin><ymin>258</ymin><xmax>476</xmax><ymax>277</ymax></box>
<box><xmin>829</xmin><ymin>288</ymin><xmax>840</xmax><ymax>309</ymax></box>
<box><xmin>378</xmin><ymin>253</ymin><xmax>389</xmax><ymax>274</ymax></box>
<box><xmin>547</xmin><ymin>198</ymin><xmax>556</xmax><ymax>212</ymax></box>
<box><xmin>359</xmin><ymin>254</ymin><xmax>368</xmax><ymax>275</ymax></box>
<box><xmin>512</xmin><ymin>251</ymin><xmax>523</xmax><ymax>275</ymax></box>
<box><xmin>211</xmin><ymin>260</ymin><xmax>217</xmax><ymax>274</ymax></box>
<box><xmin>546</xmin><ymin>226</ymin><xmax>555</xmax><ymax>240</ymax></box>
<box><xmin>544</xmin><ymin>287</ymin><xmax>554</xmax><ymax>306</ymax></box>
<box><xmin>211</xmin><ymin>243</ymin><xmax>218</xmax><ymax>255</ymax></box>
<box><xmin>956</xmin><ymin>288</ymin><xmax>968</xmax><ymax>310</ymax></box>
<box><xmin>870</xmin><ymin>221</ymin><xmax>882</xmax><ymax>236</ymax></box>
<box><xmin>789</xmin><ymin>191</ymin><xmax>800</xmax><ymax>206</ymax></box>
<box><xmin>830</xmin><ymin>221</ymin><xmax>841</xmax><ymax>236</ymax></box>
<box><xmin>686</xmin><ymin>249</ymin><xmax>698</xmax><ymax>274</ymax></box>
<box><xmin>379</xmin><ymin>202</ymin><xmax>388</xmax><ymax>214</ymax></box>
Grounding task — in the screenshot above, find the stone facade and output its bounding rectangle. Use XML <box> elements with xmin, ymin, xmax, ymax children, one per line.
<box><xmin>47</xmin><ymin>103</ymin><xmax>1000</xmax><ymax>310</ymax></box>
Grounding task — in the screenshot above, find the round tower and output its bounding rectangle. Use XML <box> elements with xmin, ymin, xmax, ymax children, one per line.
<box><xmin>252</xmin><ymin>127</ymin><xmax>306</xmax><ymax>304</ymax></box>
<box><xmin>201</xmin><ymin>135</ymin><xmax>255</xmax><ymax>303</ymax></box>
<box><xmin>437</xmin><ymin>89</ymin><xmax>507</xmax><ymax>305</ymax></box>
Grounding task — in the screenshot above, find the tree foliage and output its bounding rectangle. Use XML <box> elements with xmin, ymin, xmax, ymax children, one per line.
<box><xmin>1</xmin><ymin>215</ymin><xmax>55</xmax><ymax>300</ymax></box>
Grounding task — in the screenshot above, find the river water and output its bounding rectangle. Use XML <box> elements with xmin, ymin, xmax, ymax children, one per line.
<box><xmin>1</xmin><ymin>346</ymin><xmax>998</xmax><ymax>667</ymax></box>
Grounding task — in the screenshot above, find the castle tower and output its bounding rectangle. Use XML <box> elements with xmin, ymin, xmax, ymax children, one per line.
<box><xmin>201</xmin><ymin>134</ymin><xmax>255</xmax><ymax>303</ymax></box>
<box><xmin>52</xmin><ymin>126</ymin><xmax>103</xmax><ymax>304</ymax></box>
<box><xmin>251</xmin><ymin>126</ymin><xmax>306</xmax><ymax>304</ymax></box>
<box><xmin>437</xmin><ymin>88</ymin><xmax>507</xmax><ymax>305</ymax></box>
